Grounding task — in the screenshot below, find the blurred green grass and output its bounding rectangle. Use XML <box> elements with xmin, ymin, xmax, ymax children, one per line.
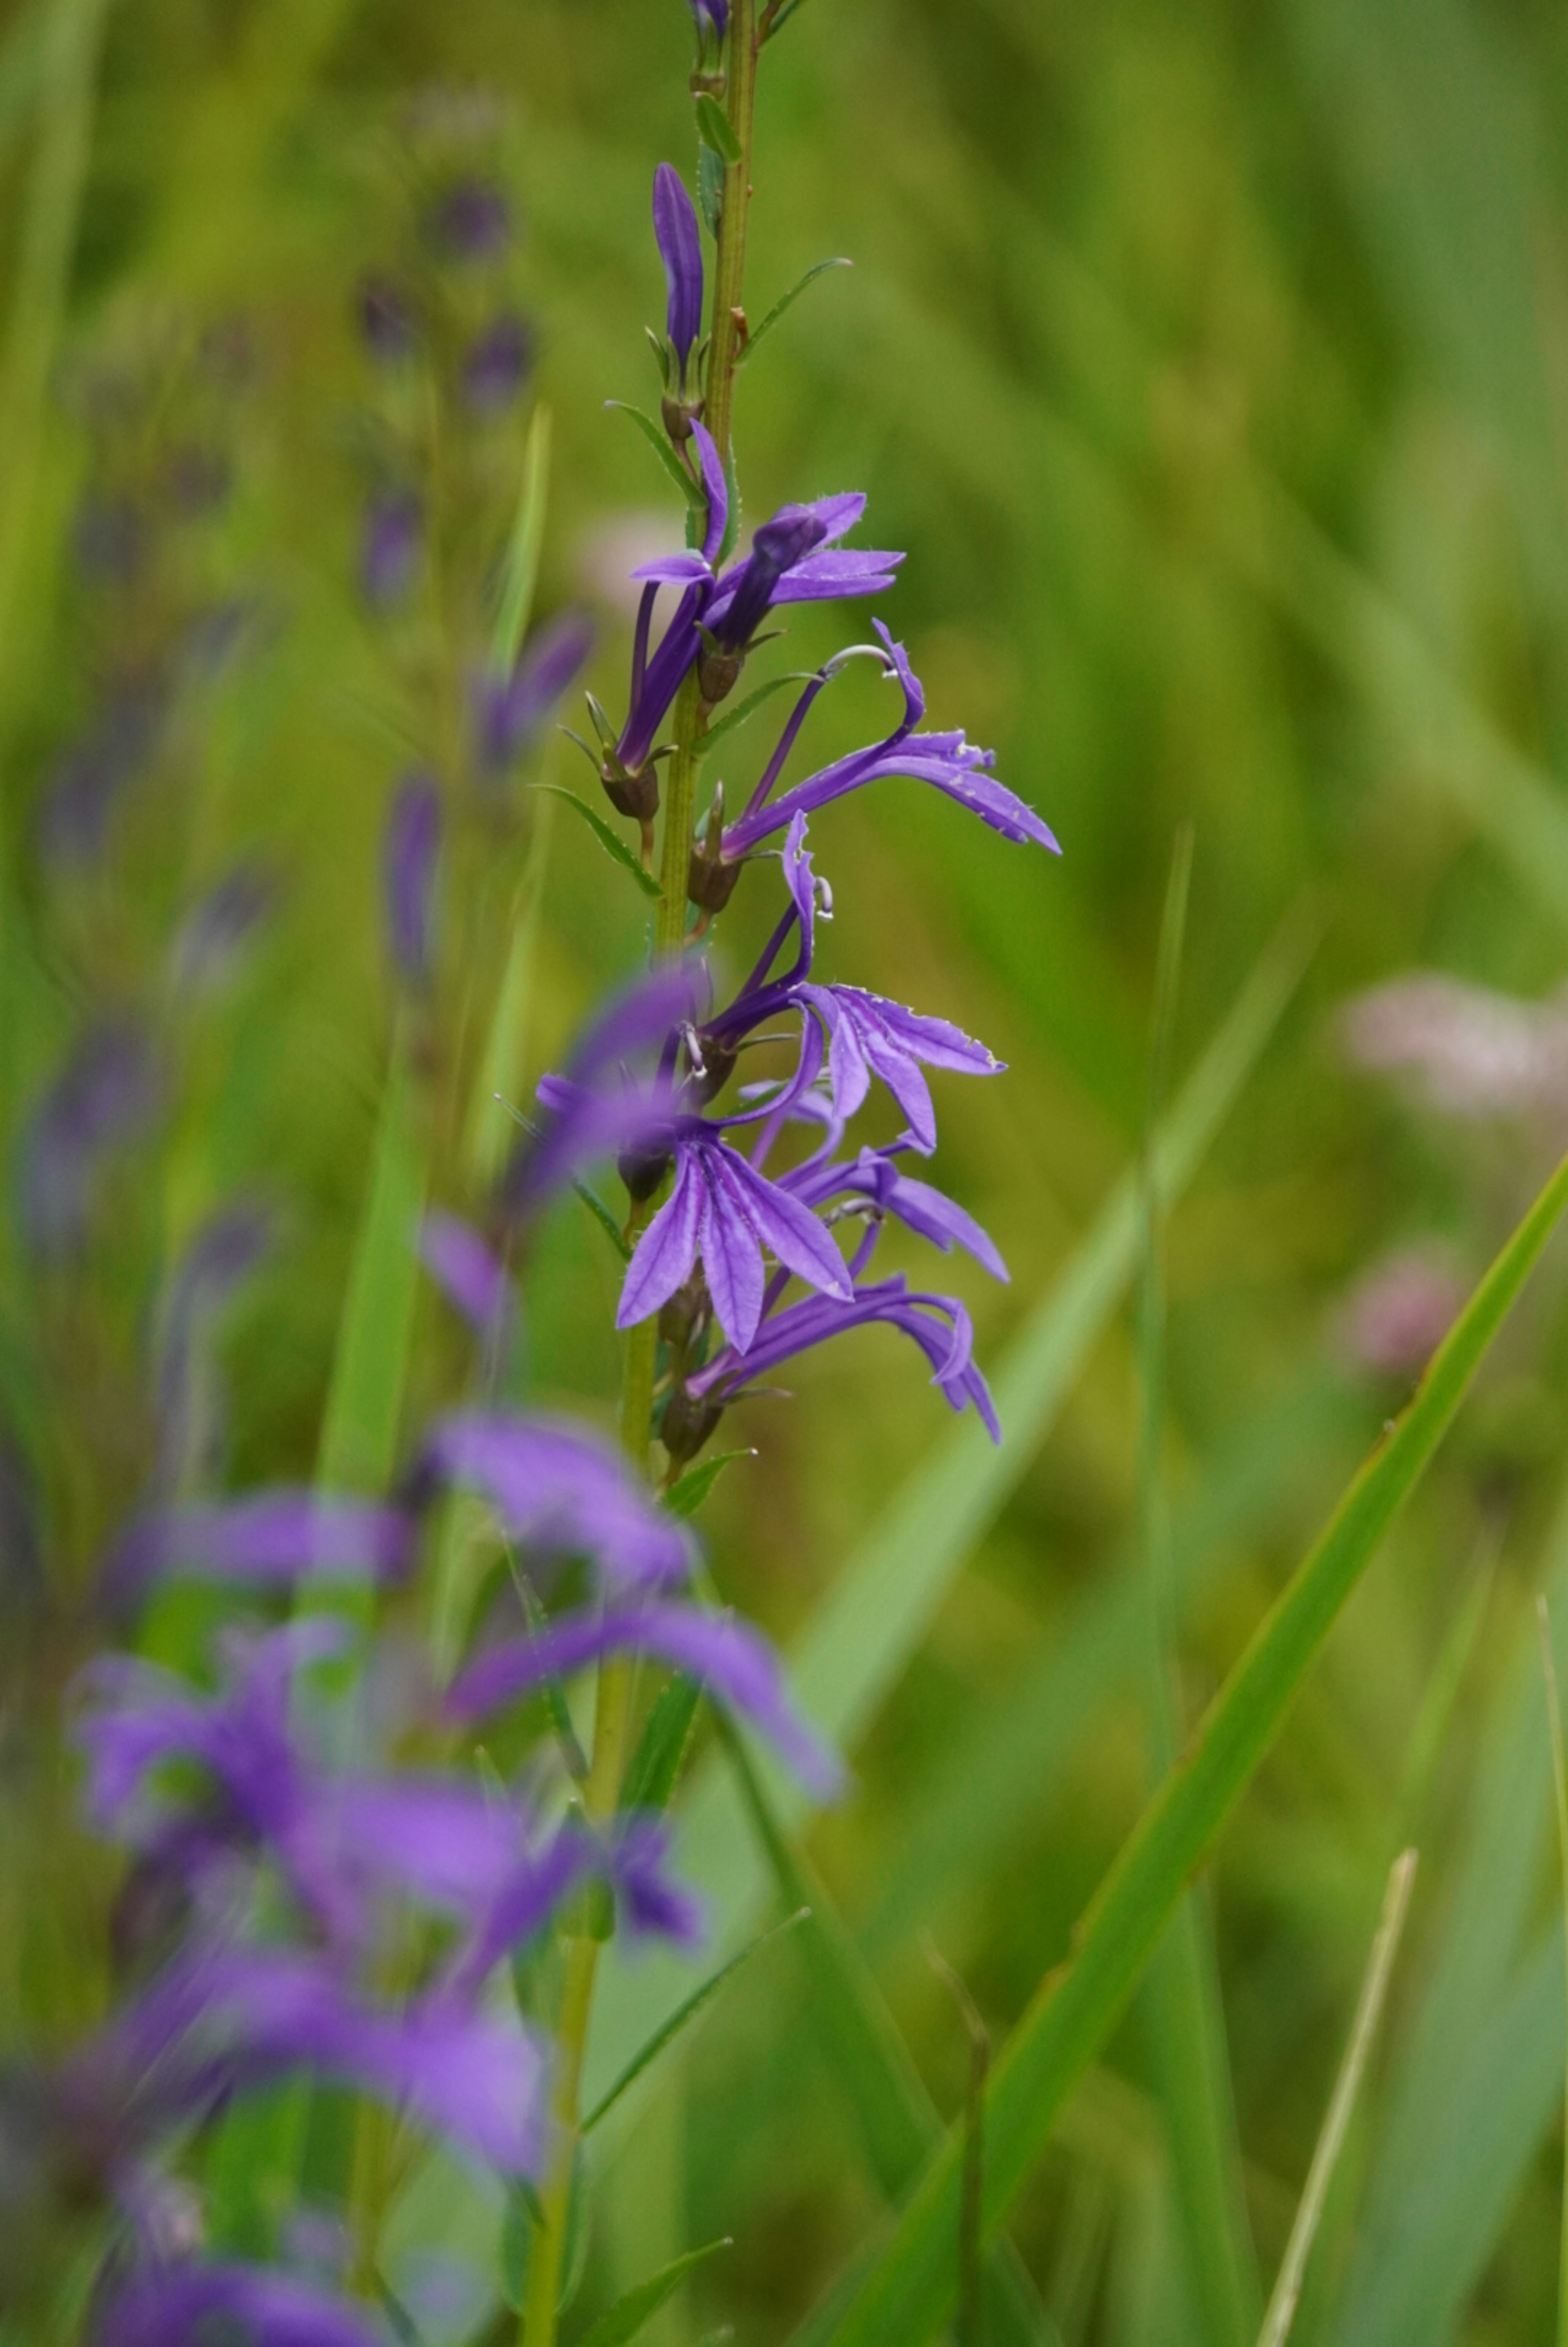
<box><xmin>11</xmin><ymin>0</ymin><xmax>1568</xmax><ymax>2340</ymax></box>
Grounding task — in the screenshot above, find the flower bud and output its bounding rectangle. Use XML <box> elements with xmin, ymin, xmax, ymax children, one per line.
<box><xmin>618</xmin><ymin>1139</ymin><xmax>673</xmax><ymax>1202</ymax></box>
<box><xmin>660</xmin><ymin>1383</ymin><xmax>724</xmax><ymax>1467</ymax></box>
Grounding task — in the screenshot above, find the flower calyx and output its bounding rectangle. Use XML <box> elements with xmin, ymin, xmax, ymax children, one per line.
<box><xmin>688</xmin><ymin>785</ymin><xmax>742</xmax><ymax>917</ymax></box>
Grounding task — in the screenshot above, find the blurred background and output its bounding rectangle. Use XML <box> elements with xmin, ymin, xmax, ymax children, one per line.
<box><xmin>7</xmin><ymin>0</ymin><xmax>1568</xmax><ymax>2341</ymax></box>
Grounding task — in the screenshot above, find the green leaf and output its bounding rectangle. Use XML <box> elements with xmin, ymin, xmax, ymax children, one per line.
<box><xmin>583</xmin><ymin>908</ymin><xmax>1314</xmax><ymax>2128</ymax></box>
<box><xmin>620</xmin><ymin>1673</ymin><xmax>704</xmax><ymax>1816</ymax></box>
<box><xmin>490</xmin><ymin>402</ymin><xmax>551</xmax><ymax>677</ymax></box>
<box><xmin>663</xmin><ymin>1449</ymin><xmax>754</xmax><ymax>1519</ymax></box>
<box><xmin>697</xmin><ymin>142</ymin><xmax>724</xmax><ymax>238</ymax></box>
<box><xmin>762</xmin><ymin>0</ymin><xmax>811</xmax><ymax>35</ymax></box>
<box><xmin>606</xmin><ymin>400</ymin><xmax>702</xmax><ymax>510</ymax></box>
<box><xmin>465</xmin><ymin>796</ymin><xmax>555</xmax><ymax>1185</ymax></box>
<box><xmin>814</xmin><ymin>1137</ymin><xmax>1568</xmax><ymax>2347</ymax></box>
<box><xmin>694</xmin><ymin>672</ymin><xmax>815</xmax><ymax>760</ymax></box>
<box><xmin>575</xmin><ymin>2238</ymin><xmax>733</xmax><ymax>2347</ymax></box>
<box><xmin>533</xmin><ymin>784</ymin><xmax>662</xmax><ymax>899</ymax></box>
<box><xmin>574</xmin><ymin>1177</ymin><xmax>634</xmax><ymax>1264</ymax></box>
<box><xmin>693</xmin><ymin>92</ymin><xmax>742</xmax><ymax>163</ymax></box>
<box><xmin>735</xmin><ymin>259</ymin><xmax>851</xmax><ymax>368</ymax></box>
<box><xmin>582</xmin><ymin>1911</ymin><xmax>806</xmax><ymax>2134</ymax></box>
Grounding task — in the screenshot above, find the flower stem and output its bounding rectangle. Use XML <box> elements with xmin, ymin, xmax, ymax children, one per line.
<box><xmin>520</xmin><ymin>27</ymin><xmax>762</xmax><ymax>2339</ymax></box>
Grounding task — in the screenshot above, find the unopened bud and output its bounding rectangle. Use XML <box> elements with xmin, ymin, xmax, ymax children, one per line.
<box><xmin>661</xmin><ymin>1384</ymin><xmax>724</xmax><ymax>1467</ymax></box>
<box><xmin>618</xmin><ymin>1140</ymin><xmax>673</xmax><ymax>1203</ymax></box>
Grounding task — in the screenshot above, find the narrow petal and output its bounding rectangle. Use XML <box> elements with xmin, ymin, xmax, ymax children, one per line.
<box><xmin>697</xmin><ymin>1149</ymin><xmax>768</xmax><ymax>1352</ymax></box>
<box><xmin>617</xmin><ymin>1150</ymin><xmax>704</xmax><ymax>1330</ymax></box>
<box><xmin>102</xmin><ymin>1496</ymin><xmax>414</xmax><ymax>1613</ymax></box>
<box><xmin>99</xmin><ymin>2263</ymin><xmax>386</xmax><ymax>2347</ymax></box>
<box><xmin>692</xmin><ymin>420</ymin><xmax>729</xmax><ymax>565</ymax></box>
<box><xmin>715</xmin><ymin>1144</ymin><xmax>852</xmax><ymax>1306</ymax></box>
<box><xmin>653</xmin><ymin>163</ymin><xmax>704</xmax><ymax>361</ymax></box>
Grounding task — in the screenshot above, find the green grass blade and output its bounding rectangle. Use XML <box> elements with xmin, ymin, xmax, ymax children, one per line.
<box><xmin>1256</xmin><ymin>1849</ymin><xmax>1417</xmax><ymax>2347</ymax></box>
<box><xmin>815</xmin><ymin>1138</ymin><xmax>1568</xmax><ymax>2347</ymax></box>
<box><xmin>467</xmin><ymin>796</ymin><xmax>556</xmax><ymax>1185</ymax></box>
<box><xmin>582</xmin><ymin>1909</ymin><xmax>808</xmax><ymax>2136</ymax></box>
<box><xmin>1539</xmin><ymin>1601</ymin><xmax>1568</xmax><ymax>2347</ymax></box>
<box><xmin>584</xmin><ymin>909</ymin><xmax>1313</xmax><ymax>2115</ymax></box>
<box><xmin>316</xmin><ymin>1040</ymin><xmax>426</xmax><ymax>1498</ymax></box>
<box><xmin>490</xmin><ymin>404</ymin><xmax>552</xmax><ymax>676</ymax></box>
<box><xmin>574</xmin><ymin>2238</ymin><xmax>733</xmax><ymax>2347</ymax></box>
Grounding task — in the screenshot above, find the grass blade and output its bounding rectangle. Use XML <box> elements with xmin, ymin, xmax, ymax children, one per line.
<box><xmin>1256</xmin><ymin>1848</ymin><xmax>1418</xmax><ymax>2347</ymax></box>
<box><xmin>575</xmin><ymin>2238</ymin><xmax>732</xmax><ymax>2347</ymax></box>
<box><xmin>584</xmin><ymin>908</ymin><xmax>1314</xmax><ymax>2115</ymax></box>
<box><xmin>316</xmin><ymin>1040</ymin><xmax>426</xmax><ymax>1499</ymax></box>
<box><xmin>490</xmin><ymin>404</ymin><xmax>552</xmax><ymax>676</ymax></box>
<box><xmin>814</xmin><ymin>1137</ymin><xmax>1568</xmax><ymax>2347</ymax></box>
<box><xmin>1539</xmin><ymin>1600</ymin><xmax>1568</xmax><ymax>2347</ymax></box>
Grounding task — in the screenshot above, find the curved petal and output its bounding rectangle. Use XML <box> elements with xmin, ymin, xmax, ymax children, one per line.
<box><xmin>616</xmin><ymin>1149</ymin><xmax>704</xmax><ymax>1331</ymax></box>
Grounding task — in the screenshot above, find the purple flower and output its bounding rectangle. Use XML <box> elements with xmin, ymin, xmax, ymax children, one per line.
<box><xmin>447</xmin><ymin>1598</ymin><xmax>842</xmax><ymax>1797</ymax></box>
<box><xmin>689</xmin><ymin>1273</ymin><xmax>1001</xmax><ymax>1441</ymax></box>
<box><xmin>358</xmin><ymin>272</ymin><xmax>416</xmax><ymax>363</ymax></box>
<box><xmin>654</xmin><ymin>164</ymin><xmax>704</xmax><ymax>368</ymax></box>
<box><xmin>785</xmin><ymin>1144</ymin><xmax>1009</xmax><ymax>1281</ymax></box>
<box><xmin>419</xmin><ymin>1211</ymin><xmax>514</xmax><ymax>1352</ymax></box>
<box><xmin>20</xmin><ymin>1022</ymin><xmax>161</xmax><ymax>1258</ymax></box>
<box><xmin>100</xmin><ymin>1494</ymin><xmax>414</xmax><ymax>1616</ymax></box>
<box><xmin>359</xmin><ymin>486</ymin><xmax>421</xmax><ymax>607</ymax></box>
<box><xmin>384</xmin><ymin>771</ymin><xmax>441</xmax><ymax>987</ymax></box>
<box><xmin>74</xmin><ymin>494</ymin><xmax>147</xmax><ymax>586</ymax></box>
<box><xmin>1334</xmin><ymin>1245</ymin><xmax>1466</xmax><ymax>1379</ymax></box>
<box><xmin>410</xmin><ymin>1410</ymin><xmax>694</xmax><ymax>1591</ymax></box>
<box><xmin>461</xmin><ymin>312</ymin><xmax>534</xmax><ymax>412</ymax></box>
<box><xmin>719</xmin><ymin>622</ymin><xmax>1058</xmax><ymax>860</ymax></box>
<box><xmin>168</xmin><ymin>861</ymin><xmax>277</xmax><ymax>995</ymax></box>
<box><xmin>38</xmin><ymin>686</ymin><xmax>165</xmax><ymax>869</ymax></box>
<box><xmin>472</xmin><ymin>608</ymin><xmax>595</xmax><ymax>777</ymax></box>
<box><xmin>616</xmin><ymin>1119</ymin><xmax>852</xmax><ymax>1352</ymax></box>
<box><xmin>425</xmin><ymin>176</ymin><xmax>512</xmax><ymax>262</ymax></box>
<box><xmin>96</xmin><ymin>2260</ymin><xmax>386</xmax><ymax>2347</ymax></box>
<box><xmin>153</xmin><ymin>1203</ymin><xmax>272</xmax><ymax>1492</ymax></box>
<box><xmin>615</xmin><ymin>426</ymin><xmax>901</xmax><ymax>774</ymax></box>
<box><xmin>690</xmin><ymin>0</ymin><xmax>728</xmax><ymax>34</ymax></box>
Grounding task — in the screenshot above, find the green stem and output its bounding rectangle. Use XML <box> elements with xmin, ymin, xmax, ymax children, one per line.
<box><xmin>703</xmin><ymin>0</ymin><xmax>760</xmax><ymax>469</ymax></box>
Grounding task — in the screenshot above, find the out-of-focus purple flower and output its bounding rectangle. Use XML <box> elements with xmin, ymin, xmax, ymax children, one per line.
<box><xmin>461</xmin><ymin>312</ymin><xmax>534</xmax><ymax>412</ymax></box>
<box><xmin>719</xmin><ymin>621</ymin><xmax>1058</xmax><ymax>860</ymax></box>
<box><xmin>614</xmin><ymin>426</ymin><xmax>901</xmax><ymax>775</ymax></box>
<box><xmin>408</xmin><ymin>1411</ymin><xmax>695</xmax><ymax>1591</ymax></box>
<box><xmin>1334</xmin><ymin>1246</ymin><xmax>1466</xmax><ymax>1379</ymax></box>
<box><xmin>448</xmin><ymin>1598</ymin><xmax>842</xmax><ymax>1797</ymax></box>
<box><xmin>96</xmin><ymin>2259</ymin><xmax>385</xmax><ymax>2347</ymax></box>
<box><xmin>101</xmin><ymin>1494</ymin><xmax>414</xmax><ymax>1616</ymax></box>
<box><xmin>38</xmin><ymin>686</ymin><xmax>165</xmax><ymax>869</ymax></box>
<box><xmin>357</xmin><ymin>272</ymin><xmax>417</xmax><ymax>363</ymax></box>
<box><xmin>616</xmin><ymin>1118</ymin><xmax>852</xmax><ymax>1352</ymax></box>
<box><xmin>384</xmin><ymin>772</ymin><xmax>442</xmax><ymax>988</ymax></box>
<box><xmin>20</xmin><ymin>1022</ymin><xmax>161</xmax><ymax>1258</ymax></box>
<box><xmin>472</xmin><ymin>609</ymin><xmax>595</xmax><ymax>777</ymax></box>
<box><xmin>163</xmin><ymin>445</ymin><xmax>230</xmax><ymax>519</ymax></box>
<box><xmin>360</xmin><ymin>486</ymin><xmax>421</xmax><ymax>607</ymax></box>
<box><xmin>419</xmin><ymin>1211</ymin><xmax>514</xmax><ymax>1354</ymax></box>
<box><xmin>654</xmin><ymin>164</ymin><xmax>704</xmax><ymax>368</ymax></box>
<box><xmin>1341</xmin><ymin>974</ymin><xmax>1568</xmax><ymax>1120</ymax></box>
<box><xmin>168</xmin><ymin>861</ymin><xmax>277</xmax><ymax>995</ymax></box>
<box><xmin>689</xmin><ymin>1273</ymin><xmax>1001</xmax><ymax>1441</ymax></box>
<box><xmin>611</xmin><ymin>1815</ymin><xmax>703</xmax><ymax>1945</ymax></box>
<box><xmin>74</xmin><ymin>494</ymin><xmax>146</xmax><ymax>585</ymax></box>
<box><xmin>425</xmin><ymin>176</ymin><xmax>512</xmax><ymax>262</ymax></box>
<box><xmin>154</xmin><ymin>1203</ymin><xmax>272</xmax><ymax>1493</ymax></box>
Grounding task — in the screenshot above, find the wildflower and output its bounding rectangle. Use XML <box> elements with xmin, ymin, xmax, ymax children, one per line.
<box><xmin>168</xmin><ymin>861</ymin><xmax>277</xmax><ymax>995</ymax></box>
<box><xmin>461</xmin><ymin>311</ymin><xmax>534</xmax><ymax>412</ymax></box>
<box><xmin>38</xmin><ymin>685</ymin><xmax>165</xmax><ymax>868</ymax></box>
<box><xmin>153</xmin><ymin>1203</ymin><xmax>272</xmax><ymax>1494</ymax></box>
<box><xmin>689</xmin><ymin>0</ymin><xmax>728</xmax><ymax>39</ymax></box>
<box><xmin>653</xmin><ymin>164</ymin><xmax>705</xmax><ymax>440</ymax></box>
<box><xmin>383</xmin><ymin>770</ymin><xmax>442</xmax><ymax>986</ymax></box>
<box><xmin>359</xmin><ymin>485</ymin><xmax>421</xmax><ymax>606</ymax></box>
<box><xmin>96</xmin><ymin>2262</ymin><xmax>385</xmax><ymax>2347</ymax></box>
<box><xmin>20</xmin><ymin>1022</ymin><xmax>161</xmax><ymax>1258</ymax></box>
<box><xmin>424</xmin><ymin>175</ymin><xmax>511</xmax><ymax>262</ymax></box>
<box><xmin>472</xmin><ymin>607</ymin><xmax>595</xmax><ymax>778</ymax></box>
<box><xmin>1334</xmin><ymin>1245</ymin><xmax>1466</xmax><ymax>1379</ymax></box>
<box><xmin>101</xmin><ymin>1493</ymin><xmax>414</xmax><ymax>1617</ymax></box>
<box><xmin>418</xmin><ymin>1211</ymin><xmax>515</xmax><ymax>1354</ymax></box>
<box><xmin>1341</xmin><ymin>972</ymin><xmax>1568</xmax><ymax>1120</ymax></box>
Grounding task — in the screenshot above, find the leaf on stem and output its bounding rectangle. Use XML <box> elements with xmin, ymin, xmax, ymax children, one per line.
<box><xmin>605</xmin><ymin>400</ymin><xmax>703</xmax><ymax>509</ymax></box>
<box><xmin>532</xmin><ymin>783</ymin><xmax>662</xmax><ymax>900</ymax></box>
<box><xmin>695</xmin><ymin>672</ymin><xmax>816</xmax><ymax>759</ymax></box>
<box><xmin>574</xmin><ymin>2238</ymin><xmax>734</xmax><ymax>2347</ymax></box>
<box><xmin>735</xmin><ymin>259</ymin><xmax>852</xmax><ymax>368</ymax></box>
<box><xmin>663</xmin><ymin>1449</ymin><xmax>755</xmax><ymax>1519</ymax></box>
<box><xmin>694</xmin><ymin>92</ymin><xmax>742</xmax><ymax>163</ymax></box>
<box><xmin>582</xmin><ymin>1919</ymin><xmax>806</xmax><ymax>2135</ymax></box>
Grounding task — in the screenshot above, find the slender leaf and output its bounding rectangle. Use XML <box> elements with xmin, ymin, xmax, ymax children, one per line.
<box><xmin>583</xmin><ymin>1911</ymin><xmax>808</xmax><ymax>2135</ymax></box>
<box><xmin>575</xmin><ymin>2238</ymin><xmax>733</xmax><ymax>2347</ymax></box>
<box><xmin>534</xmin><ymin>783</ymin><xmax>662</xmax><ymax>900</ymax></box>
<box><xmin>695</xmin><ymin>91</ymin><xmax>742</xmax><ymax>163</ymax></box>
<box><xmin>584</xmin><ymin>909</ymin><xmax>1314</xmax><ymax>2119</ymax></box>
<box><xmin>620</xmin><ymin>1675</ymin><xmax>703</xmax><ymax>1816</ymax></box>
<box><xmin>1256</xmin><ymin>1849</ymin><xmax>1417</xmax><ymax>2347</ymax></box>
<box><xmin>490</xmin><ymin>403</ymin><xmax>552</xmax><ymax>676</ymax></box>
<box><xmin>735</xmin><ymin>259</ymin><xmax>852</xmax><ymax>367</ymax></box>
<box><xmin>575</xmin><ymin>1177</ymin><xmax>635</xmax><ymax>1264</ymax></box>
<box><xmin>663</xmin><ymin>1449</ymin><xmax>755</xmax><ymax>1519</ymax></box>
<box><xmin>813</xmin><ymin>1138</ymin><xmax>1568</xmax><ymax>2347</ymax></box>
<box><xmin>466</xmin><ymin>797</ymin><xmax>556</xmax><ymax>1185</ymax></box>
<box><xmin>316</xmin><ymin>1042</ymin><xmax>426</xmax><ymax>1499</ymax></box>
<box><xmin>606</xmin><ymin>400</ymin><xmax>703</xmax><ymax>509</ymax></box>
<box><xmin>697</xmin><ymin>143</ymin><xmax>724</xmax><ymax>239</ymax></box>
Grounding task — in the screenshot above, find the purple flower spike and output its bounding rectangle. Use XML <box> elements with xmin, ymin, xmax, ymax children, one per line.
<box><xmin>360</xmin><ymin>486</ymin><xmax>421</xmax><ymax>606</ymax></box>
<box><xmin>38</xmin><ymin>686</ymin><xmax>165</xmax><ymax>869</ymax></box>
<box><xmin>97</xmin><ymin>2260</ymin><xmax>387</xmax><ymax>2347</ymax></box>
<box><xmin>448</xmin><ymin>1599</ymin><xmax>842</xmax><ymax>1798</ymax></box>
<box><xmin>357</xmin><ymin>272</ymin><xmax>416</xmax><ymax>363</ymax></box>
<box><xmin>411</xmin><ymin>1410</ymin><xmax>695</xmax><ymax>1590</ymax></box>
<box><xmin>654</xmin><ymin>164</ymin><xmax>704</xmax><ymax>367</ymax></box>
<box><xmin>101</xmin><ymin>1494</ymin><xmax>415</xmax><ymax>1615</ymax></box>
<box><xmin>419</xmin><ymin>1211</ymin><xmax>515</xmax><ymax>1351</ymax></box>
<box><xmin>617</xmin><ymin>1124</ymin><xmax>852</xmax><ymax>1353</ymax></box>
<box><xmin>20</xmin><ymin>1022</ymin><xmax>161</xmax><ymax>1258</ymax></box>
<box><xmin>474</xmin><ymin>608</ymin><xmax>595</xmax><ymax>776</ymax></box>
<box><xmin>426</xmin><ymin>176</ymin><xmax>512</xmax><ymax>262</ymax></box>
<box><xmin>385</xmin><ymin>772</ymin><xmax>441</xmax><ymax>988</ymax></box>
<box><xmin>461</xmin><ymin>312</ymin><xmax>534</xmax><ymax>412</ymax></box>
